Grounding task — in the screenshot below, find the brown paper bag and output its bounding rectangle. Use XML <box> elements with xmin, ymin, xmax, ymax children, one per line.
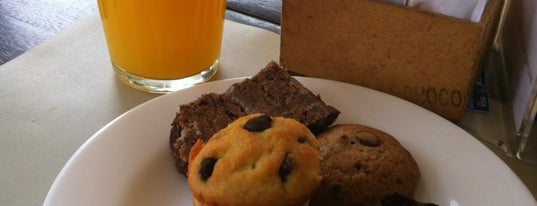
<box><xmin>280</xmin><ymin>0</ymin><xmax>503</xmax><ymax>122</ymax></box>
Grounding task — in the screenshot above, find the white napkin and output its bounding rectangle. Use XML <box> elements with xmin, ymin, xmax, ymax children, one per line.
<box><xmin>408</xmin><ymin>0</ymin><xmax>488</xmax><ymax>22</ymax></box>
<box><xmin>381</xmin><ymin>0</ymin><xmax>488</xmax><ymax>23</ymax></box>
<box><xmin>382</xmin><ymin>0</ymin><xmax>408</xmax><ymax>5</ymax></box>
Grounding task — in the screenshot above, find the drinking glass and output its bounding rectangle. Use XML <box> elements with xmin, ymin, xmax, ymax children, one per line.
<box><xmin>97</xmin><ymin>0</ymin><xmax>226</xmax><ymax>93</ymax></box>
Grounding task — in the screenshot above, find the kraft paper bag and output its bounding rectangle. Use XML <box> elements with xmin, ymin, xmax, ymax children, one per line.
<box><xmin>280</xmin><ymin>0</ymin><xmax>503</xmax><ymax>122</ymax></box>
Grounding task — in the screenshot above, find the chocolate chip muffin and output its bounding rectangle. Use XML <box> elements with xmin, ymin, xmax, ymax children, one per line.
<box><xmin>187</xmin><ymin>114</ymin><xmax>322</xmax><ymax>206</ymax></box>
<box><xmin>310</xmin><ymin>124</ymin><xmax>421</xmax><ymax>206</ymax></box>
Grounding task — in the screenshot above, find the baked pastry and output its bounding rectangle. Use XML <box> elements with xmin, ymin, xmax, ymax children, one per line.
<box><xmin>170</xmin><ymin>61</ymin><xmax>340</xmax><ymax>175</ymax></box>
<box><xmin>169</xmin><ymin>93</ymin><xmax>245</xmax><ymax>175</ymax></box>
<box><xmin>310</xmin><ymin>124</ymin><xmax>421</xmax><ymax>206</ymax></box>
<box><xmin>187</xmin><ymin>114</ymin><xmax>322</xmax><ymax>206</ymax></box>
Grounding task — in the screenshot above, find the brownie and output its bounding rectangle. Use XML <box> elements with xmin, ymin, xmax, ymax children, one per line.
<box><xmin>169</xmin><ymin>93</ymin><xmax>245</xmax><ymax>175</ymax></box>
<box><xmin>170</xmin><ymin>61</ymin><xmax>340</xmax><ymax>175</ymax></box>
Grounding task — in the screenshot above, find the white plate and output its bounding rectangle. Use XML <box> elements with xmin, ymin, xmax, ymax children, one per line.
<box><xmin>44</xmin><ymin>77</ymin><xmax>536</xmax><ymax>206</ymax></box>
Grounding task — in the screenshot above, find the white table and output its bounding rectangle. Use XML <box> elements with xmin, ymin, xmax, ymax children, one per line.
<box><xmin>1</xmin><ymin>11</ymin><xmax>535</xmax><ymax>206</ymax></box>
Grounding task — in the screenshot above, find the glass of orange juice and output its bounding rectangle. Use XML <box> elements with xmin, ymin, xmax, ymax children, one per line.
<box><xmin>97</xmin><ymin>0</ymin><xmax>226</xmax><ymax>93</ymax></box>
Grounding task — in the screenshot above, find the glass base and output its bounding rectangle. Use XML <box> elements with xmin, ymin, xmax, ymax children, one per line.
<box><xmin>112</xmin><ymin>60</ymin><xmax>219</xmax><ymax>93</ymax></box>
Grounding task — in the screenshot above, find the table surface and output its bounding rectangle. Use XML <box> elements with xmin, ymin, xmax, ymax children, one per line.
<box><xmin>1</xmin><ymin>2</ymin><xmax>536</xmax><ymax>206</ymax></box>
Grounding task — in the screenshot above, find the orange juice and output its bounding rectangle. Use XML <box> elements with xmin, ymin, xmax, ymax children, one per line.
<box><xmin>97</xmin><ymin>0</ymin><xmax>225</xmax><ymax>80</ymax></box>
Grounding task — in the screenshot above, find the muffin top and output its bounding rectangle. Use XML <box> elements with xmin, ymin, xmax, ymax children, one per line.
<box><xmin>187</xmin><ymin>114</ymin><xmax>321</xmax><ymax>206</ymax></box>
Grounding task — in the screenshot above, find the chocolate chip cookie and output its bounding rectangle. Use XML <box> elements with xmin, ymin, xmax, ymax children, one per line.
<box><xmin>310</xmin><ymin>124</ymin><xmax>421</xmax><ymax>206</ymax></box>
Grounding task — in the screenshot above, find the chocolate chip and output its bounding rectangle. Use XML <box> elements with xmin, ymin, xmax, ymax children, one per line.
<box><xmin>243</xmin><ymin>115</ymin><xmax>272</xmax><ymax>132</ymax></box>
<box><xmin>381</xmin><ymin>194</ymin><xmax>413</xmax><ymax>206</ymax></box>
<box><xmin>279</xmin><ymin>153</ymin><xmax>293</xmax><ymax>182</ymax></box>
<box><xmin>338</xmin><ymin>135</ymin><xmax>349</xmax><ymax>145</ymax></box>
<box><xmin>297</xmin><ymin>137</ymin><xmax>307</xmax><ymax>144</ymax></box>
<box><xmin>330</xmin><ymin>184</ymin><xmax>342</xmax><ymax>194</ymax></box>
<box><xmin>381</xmin><ymin>193</ymin><xmax>439</xmax><ymax>206</ymax></box>
<box><xmin>354</xmin><ymin>162</ymin><xmax>362</xmax><ymax>171</ymax></box>
<box><xmin>199</xmin><ymin>157</ymin><xmax>218</xmax><ymax>181</ymax></box>
<box><xmin>355</xmin><ymin>132</ymin><xmax>380</xmax><ymax>147</ymax></box>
